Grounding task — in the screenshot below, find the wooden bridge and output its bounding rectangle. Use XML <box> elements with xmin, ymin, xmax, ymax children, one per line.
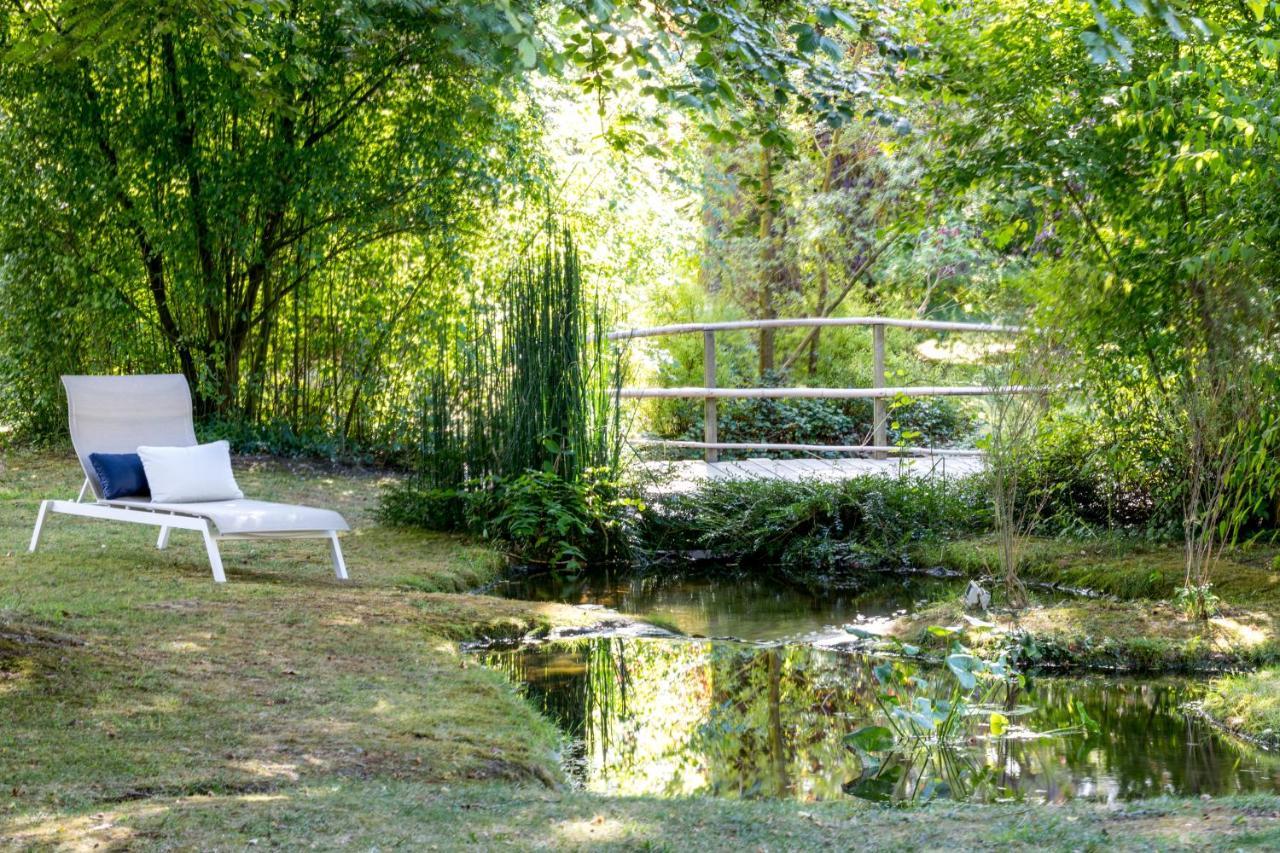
<box><xmin>607</xmin><ymin>316</ymin><xmax>1026</xmax><ymax>485</ymax></box>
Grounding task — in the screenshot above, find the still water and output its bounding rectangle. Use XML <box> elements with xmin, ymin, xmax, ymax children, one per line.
<box><xmin>480</xmin><ymin>571</ymin><xmax>1280</xmax><ymax>804</ymax></box>
<box><xmin>487</xmin><ymin>568</ymin><xmax>965</xmax><ymax>641</ymax></box>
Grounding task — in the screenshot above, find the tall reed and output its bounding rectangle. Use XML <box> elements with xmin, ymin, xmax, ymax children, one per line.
<box><xmin>411</xmin><ymin>223</ymin><xmax>622</xmax><ymax>492</ymax></box>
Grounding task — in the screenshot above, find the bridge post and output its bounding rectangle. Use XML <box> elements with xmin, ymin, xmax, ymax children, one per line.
<box><xmin>872</xmin><ymin>323</ymin><xmax>887</xmax><ymax>459</ymax></box>
<box><xmin>703</xmin><ymin>330</ymin><xmax>718</xmax><ymax>463</ymax></box>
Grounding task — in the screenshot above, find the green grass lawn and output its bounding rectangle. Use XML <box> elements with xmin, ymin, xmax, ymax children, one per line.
<box><xmin>5</xmin><ymin>448</ymin><xmax>1280</xmax><ymax>851</ymax></box>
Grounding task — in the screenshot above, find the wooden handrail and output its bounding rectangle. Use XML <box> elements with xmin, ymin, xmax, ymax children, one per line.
<box><xmin>620</xmin><ymin>385</ymin><xmax>1042</xmax><ymax>400</ymax></box>
<box><xmin>606</xmin><ymin>316</ymin><xmax>1022</xmax><ymax>341</ymax></box>
<box><xmin>630</xmin><ymin>438</ymin><xmax>984</xmax><ymax>457</ymax></box>
<box><xmin>614</xmin><ymin>315</ymin><xmax>1028</xmax><ymax>463</ymax></box>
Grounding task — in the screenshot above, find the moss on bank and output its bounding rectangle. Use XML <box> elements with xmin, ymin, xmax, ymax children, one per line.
<box><xmin>5</xmin><ymin>450</ymin><xmax>1280</xmax><ymax>850</ymax></box>
<box><xmin>896</xmin><ymin>535</ymin><xmax>1280</xmax><ymax>673</ymax></box>
<box><xmin>892</xmin><ymin>598</ymin><xmax>1280</xmax><ymax>672</ymax></box>
<box><xmin>911</xmin><ymin>535</ymin><xmax>1280</xmax><ymax>601</ymax></box>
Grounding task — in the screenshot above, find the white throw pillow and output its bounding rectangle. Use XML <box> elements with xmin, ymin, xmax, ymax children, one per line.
<box><xmin>136</xmin><ymin>440</ymin><xmax>244</xmax><ymax>503</ymax></box>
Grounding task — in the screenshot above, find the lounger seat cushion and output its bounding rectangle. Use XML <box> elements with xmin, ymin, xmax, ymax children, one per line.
<box><xmin>100</xmin><ymin>498</ymin><xmax>349</xmax><ymax>536</ymax></box>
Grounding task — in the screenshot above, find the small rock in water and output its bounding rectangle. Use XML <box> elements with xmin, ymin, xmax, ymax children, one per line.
<box><xmin>963</xmin><ymin>580</ymin><xmax>991</xmax><ymax>611</ymax></box>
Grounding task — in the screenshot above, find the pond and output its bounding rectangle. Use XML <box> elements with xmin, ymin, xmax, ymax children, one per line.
<box><xmin>479</xmin><ymin>570</ymin><xmax>1280</xmax><ymax>804</ymax></box>
<box><xmin>486</xmin><ymin>567</ymin><xmax>968</xmax><ymax>643</ymax></box>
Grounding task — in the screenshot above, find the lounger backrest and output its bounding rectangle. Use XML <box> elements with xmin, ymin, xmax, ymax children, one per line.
<box><xmin>62</xmin><ymin>374</ymin><xmax>198</xmax><ymax>499</ymax></box>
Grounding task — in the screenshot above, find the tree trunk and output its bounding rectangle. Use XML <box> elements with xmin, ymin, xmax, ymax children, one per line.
<box><xmin>758</xmin><ymin>145</ymin><xmax>777</xmax><ymax>377</ymax></box>
<box><xmin>700</xmin><ymin>144</ymin><xmax>721</xmax><ymax>295</ymax></box>
<box><xmin>807</xmin><ymin>130</ymin><xmax>841</xmax><ymax>377</ymax></box>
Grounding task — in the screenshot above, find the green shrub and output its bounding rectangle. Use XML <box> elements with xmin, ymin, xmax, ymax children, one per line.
<box><xmin>379</xmin><ymin>483</ymin><xmax>470</xmax><ymax>532</ymax></box>
<box><xmin>1014</xmin><ymin>417</ymin><xmax>1173</xmax><ymax>536</ymax></box>
<box><xmin>637</xmin><ymin>474</ymin><xmax>989</xmax><ymax>582</ymax></box>
<box><xmin>381</xmin><ymin>468</ymin><xmax>640</xmax><ymax>571</ymax></box>
<box><xmin>197</xmin><ymin>416</ymin><xmax>407</xmax><ymax>465</ymax></box>
<box><xmin>652</xmin><ymin>395</ymin><xmax>976</xmax><ymax>458</ymax></box>
<box><xmin>467</xmin><ymin>470</ymin><xmax>639</xmax><ymax>569</ymax></box>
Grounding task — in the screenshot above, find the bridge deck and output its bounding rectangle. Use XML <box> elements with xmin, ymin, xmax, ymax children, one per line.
<box><xmin>639</xmin><ymin>454</ymin><xmax>984</xmax><ymax>494</ymax></box>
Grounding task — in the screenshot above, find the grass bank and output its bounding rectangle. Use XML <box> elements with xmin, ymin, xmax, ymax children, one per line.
<box><xmin>5</xmin><ymin>449</ymin><xmax>1280</xmax><ymax>850</ymax></box>
<box><xmin>900</xmin><ymin>536</ymin><xmax>1280</xmax><ymax>672</ymax></box>
<box><xmin>1200</xmin><ymin>668</ymin><xmax>1280</xmax><ymax>749</ymax></box>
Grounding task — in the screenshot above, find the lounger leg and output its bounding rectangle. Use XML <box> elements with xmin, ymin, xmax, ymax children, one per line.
<box><xmin>201</xmin><ymin>524</ymin><xmax>227</xmax><ymax>584</ymax></box>
<box><xmin>28</xmin><ymin>500</ymin><xmax>50</xmax><ymax>552</ymax></box>
<box><xmin>156</xmin><ymin>526</ymin><xmax>171</xmax><ymax>550</ymax></box>
<box><xmin>328</xmin><ymin>532</ymin><xmax>349</xmax><ymax>581</ymax></box>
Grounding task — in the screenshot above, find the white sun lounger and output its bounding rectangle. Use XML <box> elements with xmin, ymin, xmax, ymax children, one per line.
<box><xmin>27</xmin><ymin>374</ymin><xmax>350</xmax><ymax>583</ymax></box>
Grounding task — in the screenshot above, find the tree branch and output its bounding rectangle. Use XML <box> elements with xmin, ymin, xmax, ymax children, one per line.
<box><xmin>80</xmin><ymin>62</ymin><xmax>195</xmax><ymax>380</ymax></box>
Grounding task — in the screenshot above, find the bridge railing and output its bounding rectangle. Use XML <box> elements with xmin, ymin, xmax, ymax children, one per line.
<box><xmin>606</xmin><ymin>316</ymin><xmax>1026</xmax><ymax>463</ymax></box>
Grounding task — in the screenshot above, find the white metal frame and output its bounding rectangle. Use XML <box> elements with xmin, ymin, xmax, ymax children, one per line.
<box><xmin>29</xmin><ymin>478</ymin><xmax>349</xmax><ymax>584</ymax></box>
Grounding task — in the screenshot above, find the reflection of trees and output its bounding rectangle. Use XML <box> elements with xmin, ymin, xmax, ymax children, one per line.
<box><xmin>698</xmin><ymin>643</ymin><xmax>881</xmax><ymax>799</ymax></box>
<box><xmin>1008</xmin><ymin>678</ymin><xmax>1280</xmax><ymax>801</ymax></box>
<box><xmin>586</xmin><ymin>638</ymin><xmax>714</xmax><ymax>795</ymax></box>
<box><xmin>484</xmin><ymin>641</ymin><xmax>1280</xmax><ymax>803</ymax></box>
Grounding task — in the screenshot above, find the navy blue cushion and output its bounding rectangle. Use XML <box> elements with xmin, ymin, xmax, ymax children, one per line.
<box><xmin>89</xmin><ymin>452</ymin><xmax>150</xmax><ymax>499</ymax></box>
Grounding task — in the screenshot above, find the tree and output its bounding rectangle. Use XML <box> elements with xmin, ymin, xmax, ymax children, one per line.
<box><xmin>0</xmin><ymin>0</ymin><xmax>543</xmax><ymax>421</ymax></box>
<box><xmin>915</xmin><ymin>0</ymin><xmax>1280</xmax><ymax>589</ymax></box>
<box><xmin>0</xmin><ymin>0</ymin><xmax>904</xmax><ymax>436</ymax></box>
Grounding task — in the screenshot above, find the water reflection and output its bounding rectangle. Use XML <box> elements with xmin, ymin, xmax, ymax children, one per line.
<box><xmin>483</xmin><ymin>638</ymin><xmax>1280</xmax><ymax>803</ymax></box>
<box><xmin>488</xmin><ymin>569</ymin><xmax>963</xmax><ymax>641</ymax></box>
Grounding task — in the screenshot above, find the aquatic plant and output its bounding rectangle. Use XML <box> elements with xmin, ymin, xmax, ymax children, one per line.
<box><xmin>842</xmin><ymin>628</ymin><xmax>1096</xmax><ymax>803</ymax></box>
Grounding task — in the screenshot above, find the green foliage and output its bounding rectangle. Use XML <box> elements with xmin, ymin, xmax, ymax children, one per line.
<box><xmin>401</xmin><ymin>224</ymin><xmax>622</xmax><ymax>488</ymax></box>
<box><xmin>913</xmin><ymin>0</ymin><xmax>1280</xmax><ymax>546</ymax></box>
<box><xmin>0</xmin><ymin>0</ymin><xmax>543</xmax><ymax>444</ymax></box>
<box><xmin>1223</xmin><ymin>374</ymin><xmax>1280</xmax><ymax>538</ymax></box>
<box><xmin>1173</xmin><ymin>582</ymin><xmax>1221</xmax><ymax>620</ymax></box>
<box><xmin>0</xmin><ymin>0</ymin><xmax>895</xmax><ymax>448</ymax></box>
<box><xmin>653</xmin><ymin>395</ymin><xmax>976</xmax><ymax>457</ymax></box>
<box><xmin>542</xmin><ymin>1</ymin><xmax>897</xmax><ymax>147</ymax></box>
<box><xmin>1012</xmin><ymin>415</ymin><xmax>1169</xmax><ymax>536</ymax></box>
<box><xmin>639</xmin><ymin>474</ymin><xmax>989</xmax><ymax>582</ymax></box>
<box><xmin>196</xmin><ymin>416</ymin><xmax>399</xmax><ymax>464</ymax></box>
<box><xmin>380</xmin><ymin>469</ymin><xmax>639</xmax><ymax>570</ymax></box>
<box><xmin>466</xmin><ymin>470</ymin><xmax>640</xmax><ymax>570</ymax></box>
<box><xmin>379</xmin><ymin>484</ymin><xmax>470</xmax><ymax>534</ymax></box>
<box><xmin>380</xmin><ymin>225</ymin><xmax>631</xmax><ymax>569</ymax></box>
<box><xmin>837</xmin><ymin>633</ymin><xmax>1094</xmax><ymax>803</ymax></box>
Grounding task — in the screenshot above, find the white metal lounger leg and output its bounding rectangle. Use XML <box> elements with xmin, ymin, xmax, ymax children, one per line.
<box><xmin>328</xmin><ymin>532</ymin><xmax>349</xmax><ymax>581</ymax></box>
<box><xmin>28</xmin><ymin>500</ymin><xmax>50</xmax><ymax>552</ymax></box>
<box><xmin>156</xmin><ymin>526</ymin><xmax>171</xmax><ymax>549</ymax></box>
<box><xmin>200</xmin><ymin>522</ymin><xmax>227</xmax><ymax>583</ymax></box>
